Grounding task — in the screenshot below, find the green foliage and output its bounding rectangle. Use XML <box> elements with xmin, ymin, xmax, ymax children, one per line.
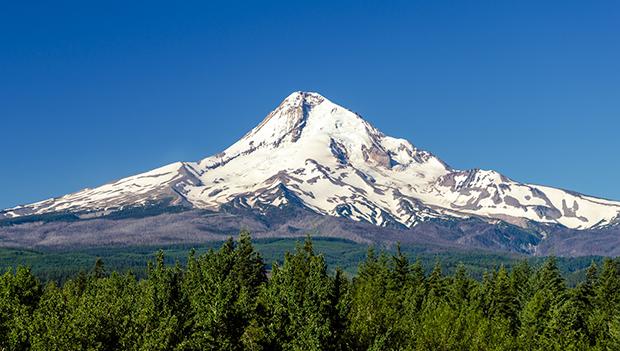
<box><xmin>179</xmin><ymin>231</ymin><xmax>267</xmax><ymax>350</ymax></box>
<box><xmin>0</xmin><ymin>266</ymin><xmax>41</xmax><ymax>350</ymax></box>
<box><xmin>0</xmin><ymin>238</ymin><xmax>605</xmax><ymax>284</ymax></box>
<box><xmin>1</xmin><ymin>234</ymin><xmax>620</xmax><ymax>350</ymax></box>
<box><xmin>255</xmin><ymin>237</ymin><xmax>340</xmax><ymax>350</ymax></box>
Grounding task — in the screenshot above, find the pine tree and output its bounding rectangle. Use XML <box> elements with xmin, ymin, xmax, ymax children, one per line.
<box><xmin>389</xmin><ymin>243</ymin><xmax>410</xmax><ymax>290</ymax></box>
<box><xmin>7</xmin><ymin>231</ymin><xmax>620</xmax><ymax>349</ymax></box>
<box><xmin>490</xmin><ymin>265</ymin><xmax>519</xmax><ymax>331</ymax></box>
<box><xmin>519</xmin><ymin>257</ymin><xmax>567</xmax><ymax>349</ymax></box>
<box><xmin>536</xmin><ymin>257</ymin><xmax>566</xmax><ymax>297</ymax></box>
<box><xmin>510</xmin><ymin>260</ymin><xmax>533</xmax><ymax>309</ymax></box>
<box><xmin>258</xmin><ymin>237</ymin><xmax>338</xmax><ymax>351</ymax></box>
<box><xmin>596</xmin><ymin>258</ymin><xmax>620</xmax><ymax>315</ymax></box>
<box><xmin>346</xmin><ymin>246</ymin><xmax>393</xmax><ymax>349</ymax></box>
<box><xmin>410</xmin><ymin>258</ymin><xmax>425</xmax><ymax>288</ymax></box>
<box><xmin>179</xmin><ymin>233</ymin><xmax>267</xmax><ymax>351</ymax></box>
<box><xmin>590</xmin><ymin>258</ymin><xmax>620</xmax><ymax>347</ymax></box>
<box><xmin>426</xmin><ymin>261</ymin><xmax>446</xmax><ymax>299</ymax></box>
<box><xmin>450</xmin><ymin>262</ymin><xmax>472</xmax><ymax>304</ymax></box>
<box><xmin>133</xmin><ymin>250</ymin><xmax>186</xmax><ymax>351</ymax></box>
<box><xmin>0</xmin><ymin>267</ymin><xmax>42</xmax><ymax>350</ymax></box>
<box><xmin>330</xmin><ymin>268</ymin><xmax>351</xmax><ymax>351</ymax></box>
<box><xmin>93</xmin><ymin>257</ymin><xmax>106</xmax><ymax>279</ymax></box>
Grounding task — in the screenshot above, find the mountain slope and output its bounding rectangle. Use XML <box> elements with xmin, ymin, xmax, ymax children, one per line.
<box><xmin>2</xmin><ymin>92</ymin><xmax>620</xmax><ymax>250</ymax></box>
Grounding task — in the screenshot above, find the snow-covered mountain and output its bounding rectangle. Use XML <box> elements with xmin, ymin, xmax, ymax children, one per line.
<box><xmin>3</xmin><ymin>92</ymin><xmax>620</xmax><ymax>235</ymax></box>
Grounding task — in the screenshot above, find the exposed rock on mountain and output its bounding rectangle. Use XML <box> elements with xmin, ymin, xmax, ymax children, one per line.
<box><xmin>2</xmin><ymin>92</ymin><xmax>620</xmax><ymax>255</ymax></box>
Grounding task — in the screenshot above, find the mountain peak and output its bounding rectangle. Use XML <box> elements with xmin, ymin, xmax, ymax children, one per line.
<box><xmin>196</xmin><ymin>92</ymin><xmax>453</xmax><ymax>175</ymax></box>
<box><xmin>281</xmin><ymin>91</ymin><xmax>326</xmax><ymax>107</ymax></box>
<box><xmin>6</xmin><ymin>91</ymin><xmax>619</xmax><ymax>238</ymax></box>
<box><xmin>208</xmin><ymin>91</ymin><xmax>383</xmax><ymax>162</ymax></box>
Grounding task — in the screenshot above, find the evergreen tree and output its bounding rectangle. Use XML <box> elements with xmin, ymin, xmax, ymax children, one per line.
<box><xmin>510</xmin><ymin>260</ymin><xmax>533</xmax><ymax>309</ymax></box>
<box><xmin>258</xmin><ymin>237</ymin><xmax>339</xmax><ymax>351</ymax></box>
<box><xmin>450</xmin><ymin>262</ymin><xmax>472</xmax><ymax>304</ymax></box>
<box><xmin>330</xmin><ymin>268</ymin><xmax>351</xmax><ymax>351</ymax></box>
<box><xmin>4</xmin><ymin>233</ymin><xmax>620</xmax><ymax>350</ymax></box>
<box><xmin>591</xmin><ymin>258</ymin><xmax>620</xmax><ymax>347</ymax></box>
<box><xmin>519</xmin><ymin>257</ymin><xmax>567</xmax><ymax>349</ymax></box>
<box><xmin>180</xmin><ymin>233</ymin><xmax>267</xmax><ymax>350</ymax></box>
<box><xmin>410</xmin><ymin>258</ymin><xmax>425</xmax><ymax>288</ymax></box>
<box><xmin>546</xmin><ymin>294</ymin><xmax>591</xmax><ymax>349</ymax></box>
<box><xmin>490</xmin><ymin>265</ymin><xmax>519</xmax><ymax>331</ymax></box>
<box><xmin>348</xmin><ymin>247</ymin><xmax>398</xmax><ymax>349</ymax></box>
<box><xmin>132</xmin><ymin>251</ymin><xmax>187</xmax><ymax>351</ymax></box>
<box><xmin>0</xmin><ymin>267</ymin><xmax>42</xmax><ymax>350</ymax></box>
<box><xmin>389</xmin><ymin>243</ymin><xmax>410</xmax><ymax>290</ymax></box>
<box><xmin>426</xmin><ymin>260</ymin><xmax>446</xmax><ymax>299</ymax></box>
<box><xmin>93</xmin><ymin>257</ymin><xmax>106</xmax><ymax>279</ymax></box>
<box><xmin>595</xmin><ymin>258</ymin><xmax>620</xmax><ymax>315</ymax></box>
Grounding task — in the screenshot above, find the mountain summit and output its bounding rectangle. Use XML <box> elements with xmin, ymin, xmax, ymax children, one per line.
<box><xmin>2</xmin><ymin>92</ymin><xmax>620</xmax><ymax>253</ymax></box>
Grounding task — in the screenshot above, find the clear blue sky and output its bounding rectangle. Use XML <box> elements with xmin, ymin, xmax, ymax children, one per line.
<box><xmin>1</xmin><ymin>0</ymin><xmax>619</xmax><ymax>209</ymax></box>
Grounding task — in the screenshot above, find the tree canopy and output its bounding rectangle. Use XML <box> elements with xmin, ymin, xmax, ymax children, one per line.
<box><xmin>1</xmin><ymin>233</ymin><xmax>619</xmax><ymax>350</ymax></box>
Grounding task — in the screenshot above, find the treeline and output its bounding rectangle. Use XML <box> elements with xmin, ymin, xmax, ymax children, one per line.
<box><xmin>0</xmin><ymin>239</ymin><xmax>602</xmax><ymax>285</ymax></box>
<box><xmin>1</xmin><ymin>233</ymin><xmax>620</xmax><ymax>350</ymax></box>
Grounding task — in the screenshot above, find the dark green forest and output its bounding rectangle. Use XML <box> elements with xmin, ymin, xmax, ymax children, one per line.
<box><xmin>0</xmin><ymin>237</ymin><xmax>602</xmax><ymax>286</ymax></box>
<box><xmin>2</xmin><ymin>233</ymin><xmax>620</xmax><ymax>350</ymax></box>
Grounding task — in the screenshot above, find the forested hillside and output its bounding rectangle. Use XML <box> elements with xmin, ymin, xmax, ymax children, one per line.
<box><xmin>1</xmin><ymin>232</ymin><xmax>620</xmax><ymax>350</ymax></box>
<box><xmin>0</xmin><ymin>237</ymin><xmax>601</xmax><ymax>285</ymax></box>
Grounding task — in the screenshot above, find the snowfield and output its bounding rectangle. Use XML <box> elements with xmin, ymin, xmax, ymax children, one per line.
<box><xmin>3</xmin><ymin>91</ymin><xmax>620</xmax><ymax>231</ymax></box>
